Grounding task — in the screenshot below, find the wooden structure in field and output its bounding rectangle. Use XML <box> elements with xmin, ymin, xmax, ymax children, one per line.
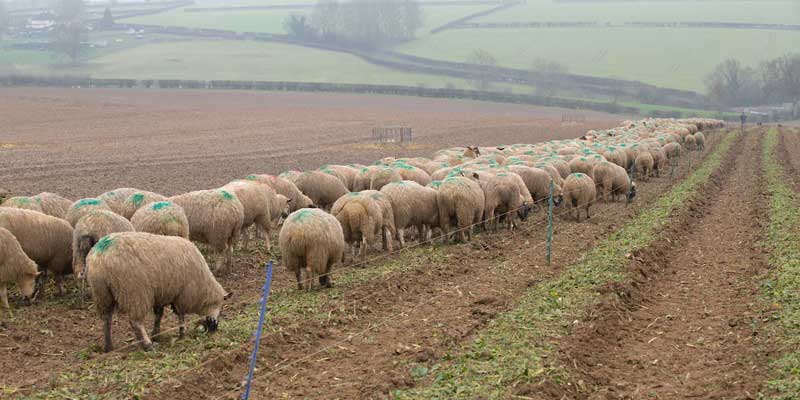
<box><xmin>372</xmin><ymin>126</ymin><xmax>412</xmax><ymax>143</ymax></box>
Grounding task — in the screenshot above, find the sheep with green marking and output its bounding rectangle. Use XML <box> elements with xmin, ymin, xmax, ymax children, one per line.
<box><xmin>0</xmin><ymin>227</ymin><xmax>39</xmax><ymax>312</ymax></box>
<box><xmin>562</xmin><ymin>173</ymin><xmax>596</xmax><ymax>222</ymax></box>
<box><xmin>86</xmin><ymin>232</ymin><xmax>230</xmax><ymax>352</ymax></box>
<box><xmin>331</xmin><ymin>190</ymin><xmax>396</xmax><ymax>254</ymax></box>
<box><xmin>333</xmin><ymin>194</ymin><xmax>385</xmax><ymax>258</ymax></box>
<box><xmin>635</xmin><ymin>151</ymin><xmax>655</xmax><ymax>181</ymax></box>
<box><xmin>390</xmin><ymin>163</ymin><xmax>432</xmax><ymax>187</ymax></box>
<box><xmin>507</xmin><ymin>165</ymin><xmax>563</xmax><ymax>209</ymax></box>
<box><xmin>131</xmin><ymin>201</ymin><xmax>190</xmax><ymax>239</ymax></box>
<box><xmin>72</xmin><ymin>209</ymin><xmax>135</xmax><ymax>280</ymax></box>
<box><xmin>592</xmin><ymin>161</ymin><xmax>636</xmax><ymax>203</ymax></box>
<box><xmin>0</xmin><ymin>207</ymin><xmax>73</xmax><ymax>297</ymax></box>
<box><xmin>293</xmin><ymin>171</ymin><xmax>349</xmax><ymax>211</ymax></box>
<box><xmin>246</xmin><ymin>174</ymin><xmax>313</xmax><ymax>212</ymax></box>
<box><xmin>436</xmin><ymin>176</ymin><xmax>485</xmax><ymax>243</ymax></box>
<box><xmin>98</xmin><ymin>188</ymin><xmax>142</xmax><ymax>216</ymax></box>
<box><xmin>279</xmin><ymin>209</ymin><xmax>345</xmax><ymax>291</ymax></box>
<box><xmin>322</xmin><ymin>165</ymin><xmax>359</xmax><ymax>190</ymax></box>
<box><xmin>220</xmin><ymin>180</ymin><xmax>272</xmax><ymax>251</ymax></box>
<box><xmin>34</xmin><ymin>192</ymin><xmax>72</xmax><ymax>219</ymax></box>
<box><xmin>120</xmin><ymin>191</ymin><xmax>167</xmax><ymax>220</ymax></box>
<box><xmin>65</xmin><ymin>198</ymin><xmax>113</xmax><ymax>227</ymax></box>
<box><xmin>168</xmin><ymin>189</ymin><xmax>244</xmax><ymax>275</ymax></box>
<box><xmin>380</xmin><ymin>181</ymin><xmax>439</xmax><ymax>247</ymax></box>
<box><xmin>0</xmin><ymin>196</ymin><xmax>44</xmax><ymax>213</ymax></box>
<box><xmin>471</xmin><ymin>172</ymin><xmax>530</xmax><ymax>231</ymax></box>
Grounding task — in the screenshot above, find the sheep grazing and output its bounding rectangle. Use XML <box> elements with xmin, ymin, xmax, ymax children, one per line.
<box><xmin>463</xmin><ymin>145</ymin><xmax>481</xmax><ymax>159</ymax></box>
<box><xmin>649</xmin><ymin>147</ymin><xmax>668</xmax><ymax>178</ymax></box>
<box><xmin>65</xmin><ymin>198</ymin><xmax>113</xmax><ymax>227</ymax></box>
<box><xmin>321</xmin><ymin>165</ymin><xmax>359</xmax><ymax>190</ymax></box>
<box><xmin>507</xmin><ymin>165</ymin><xmax>563</xmax><ymax>209</ymax></box>
<box><xmin>380</xmin><ymin>181</ymin><xmax>438</xmax><ymax>247</ymax></box>
<box><xmin>663</xmin><ymin>142</ymin><xmax>681</xmax><ymax>160</ymax></box>
<box><xmin>592</xmin><ymin>161</ymin><xmax>636</xmax><ymax>203</ymax></box>
<box><xmin>72</xmin><ymin>210</ymin><xmax>135</xmax><ymax>279</ymax></box>
<box><xmin>635</xmin><ymin>152</ymin><xmax>655</xmax><ymax>181</ymax></box>
<box><xmin>35</xmin><ymin>192</ymin><xmax>72</xmax><ymax>219</ymax></box>
<box><xmin>86</xmin><ymin>232</ymin><xmax>230</xmax><ymax>352</ymax></box>
<box><xmin>246</xmin><ymin>174</ymin><xmax>313</xmax><ymax>212</ymax></box>
<box><xmin>0</xmin><ymin>196</ymin><xmax>44</xmax><ymax>213</ymax></box>
<box><xmin>293</xmin><ymin>171</ymin><xmax>348</xmax><ymax>210</ymax></box>
<box><xmin>684</xmin><ymin>134</ymin><xmax>697</xmax><ymax>151</ymax></box>
<box><xmin>131</xmin><ymin>201</ymin><xmax>190</xmax><ymax>239</ymax></box>
<box><xmin>333</xmin><ymin>195</ymin><xmax>385</xmax><ymax>258</ymax></box>
<box><xmin>0</xmin><ymin>227</ymin><xmax>39</xmax><ymax>311</ymax></box>
<box><xmin>391</xmin><ymin>163</ymin><xmax>432</xmax><ymax>187</ymax></box>
<box><xmin>569</xmin><ymin>157</ymin><xmax>595</xmax><ymax>175</ymax></box>
<box><xmin>331</xmin><ymin>191</ymin><xmax>396</xmax><ymax>255</ymax></box>
<box><xmin>436</xmin><ymin>176</ymin><xmax>485</xmax><ymax>243</ymax></box>
<box><xmin>221</xmin><ymin>180</ymin><xmax>272</xmax><ymax>251</ymax></box>
<box><xmin>98</xmin><ymin>188</ymin><xmax>142</xmax><ymax>216</ymax></box>
<box><xmin>279</xmin><ymin>209</ymin><xmax>345</xmax><ymax>291</ymax></box>
<box><xmin>169</xmin><ymin>189</ymin><xmax>245</xmax><ymax>274</ymax></box>
<box><xmin>473</xmin><ymin>172</ymin><xmax>529</xmax><ymax>231</ymax></box>
<box><xmin>694</xmin><ymin>132</ymin><xmax>706</xmax><ymax>150</ymax></box>
<box><xmin>120</xmin><ymin>191</ymin><xmax>167</xmax><ymax>220</ymax></box>
<box><xmin>563</xmin><ymin>173</ymin><xmax>597</xmax><ymax>222</ymax></box>
<box><xmin>0</xmin><ymin>207</ymin><xmax>73</xmax><ymax>297</ymax></box>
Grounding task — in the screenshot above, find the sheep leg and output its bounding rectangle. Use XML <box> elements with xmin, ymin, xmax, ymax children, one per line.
<box><xmin>54</xmin><ymin>274</ymin><xmax>65</xmax><ymax>296</ymax></box>
<box><xmin>152</xmin><ymin>305</ymin><xmax>165</xmax><ymax>338</ymax></box>
<box><xmin>586</xmin><ymin>206</ymin><xmax>591</xmax><ymax>220</ymax></box>
<box><xmin>102</xmin><ymin>311</ymin><xmax>114</xmax><ymax>352</ymax></box>
<box><xmin>397</xmin><ymin>228</ymin><xmax>406</xmax><ymax>249</ymax></box>
<box><xmin>241</xmin><ymin>228</ymin><xmax>251</xmax><ymax>251</ymax></box>
<box><xmin>35</xmin><ymin>268</ymin><xmax>47</xmax><ymax>301</ymax></box>
<box><xmin>383</xmin><ymin>227</ymin><xmax>393</xmax><ymax>254</ymax></box>
<box><xmin>0</xmin><ymin>285</ymin><xmax>8</xmax><ymax>310</ymax></box>
<box><xmin>263</xmin><ymin>226</ymin><xmax>272</xmax><ymax>253</ymax></box>
<box><xmin>294</xmin><ymin>268</ymin><xmax>304</xmax><ymax>291</ymax></box>
<box><xmin>130</xmin><ymin>320</ymin><xmax>153</xmax><ymax>351</ymax></box>
<box><xmin>226</xmin><ymin>246</ymin><xmax>234</xmax><ymax>274</ymax></box>
<box><xmin>305</xmin><ymin>266</ymin><xmax>316</xmax><ymax>291</ymax></box>
<box><xmin>177</xmin><ymin>313</ymin><xmax>186</xmax><ymax>339</ymax></box>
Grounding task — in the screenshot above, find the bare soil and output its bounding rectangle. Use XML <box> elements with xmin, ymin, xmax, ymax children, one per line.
<box><xmin>536</xmin><ymin>128</ymin><xmax>780</xmax><ymax>399</ymax></box>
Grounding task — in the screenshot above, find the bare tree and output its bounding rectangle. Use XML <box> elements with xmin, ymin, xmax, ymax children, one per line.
<box><xmin>761</xmin><ymin>53</ymin><xmax>800</xmax><ymax>109</ymax></box>
<box><xmin>99</xmin><ymin>7</ymin><xmax>114</xmax><ymax>29</ymax></box>
<box><xmin>310</xmin><ymin>0</ymin><xmax>423</xmax><ymax>47</ymax></box>
<box><xmin>467</xmin><ymin>49</ymin><xmax>497</xmax><ymax>91</ymax></box>
<box><xmin>283</xmin><ymin>13</ymin><xmax>313</xmax><ymax>39</ymax></box>
<box><xmin>53</xmin><ymin>20</ymin><xmax>86</xmax><ymax>64</ymax></box>
<box><xmin>530</xmin><ymin>57</ymin><xmax>568</xmax><ymax>96</ymax></box>
<box><xmin>704</xmin><ymin>58</ymin><xmax>760</xmax><ymax>107</ymax></box>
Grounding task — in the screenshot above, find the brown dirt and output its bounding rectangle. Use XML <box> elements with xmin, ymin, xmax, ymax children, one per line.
<box><xmin>536</xmin><ymin>128</ymin><xmax>780</xmax><ymax>399</ymax></box>
<box><xmin>778</xmin><ymin>126</ymin><xmax>800</xmax><ymax>192</ymax></box>
<box><xmin>0</xmin><ymin>87</ymin><xmax>619</xmax><ymax>199</ymax></box>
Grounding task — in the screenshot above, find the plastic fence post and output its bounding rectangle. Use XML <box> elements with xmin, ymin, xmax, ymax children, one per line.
<box><xmin>242</xmin><ymin>261</ymin><xmax>274</xmax><ymax>400</ymax></box>
<box><xmin>546</xmin><ymin>179</ymin><xmax>554</xmax><ymax>266</ymax></box>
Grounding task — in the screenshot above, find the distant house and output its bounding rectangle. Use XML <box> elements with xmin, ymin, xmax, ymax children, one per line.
<box><xmin>26</xmin><ymin>18</ymin><xmax>55</xmax><ymax>30</ymax></box>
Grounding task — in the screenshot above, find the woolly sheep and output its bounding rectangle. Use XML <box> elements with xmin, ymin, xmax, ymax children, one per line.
<box><xmin>293</xmin><ymin>171</ymin><xmax>348</xmax><ymax>210</ymax></box>
<box><xmin>507</xmin><ymin>165</ymin><xmax>563</xmax><ymax>208</ymax></box>
<box><xmin>694</xmin><ymin>132</ymin><xmax>706</xmax><ymax>150</ymax></box>
<box><xmin>635</xmin><ymin>152</ymin><xmax>655</xmax><ymax>181</ymax></box>
<box><xmin>120</xmin><ymin>191</ymin><xmax>168</xmax><ymax>220</ymax></box>
<box><xmin>246</xmin><ymin>174</ymin><xmax>313</xmax><ymax>212</ymax></box>
<box><xmin>35</xmin><ymin>192</ymin><xmax>72</xmax><ymax>219</ymax></box>
<box><xmin>322</xmin><ymin>165</ymin><xmax>359</xmax><ymax>190</ymax></box>
<box><xmin>663</xmin><ymin>142</ymin><xmax>681</xmax><ymax>160</ymax></box>
<box><xmin>221</xmin><ymin>181</ymin><xmax>272</xmax><ymax>251</ymax></box>
<box><xmin>98</xmin><ymin>188</ymin><xmax>142</xmax><ymax>216</ymax></box>
<box><xmin>331</xmin><ymin>191</ymin><xmax>396</xmax><ymax>253</ymax></box>
<box><xmin>473</xmin><ymin>172</ymin><xmax>529</xmax><ymax>231</ymax></box>
<box><xmin>0</xmin><ymin>227</ymin><xmax>39</xmax><ymax>311</ymax></box>
<box><xmin>86</xmin><ymin>232</ymin><xmax>230</xmax><ymax>352</ymax></box>
<box><xmin>0</xmin><ymin>196</ymin><xmax>44</xmax><ymax>213</ymax></box>
<box><xmin>436</xmin><ymin>176</ymin><xmax>485</xmax><ymax>243</ymax></box>
<box><xmin>650</xmin><ymin>147</ymin><xmax>668</xmax><ymax>178</ymax></box>
<box><xmin>562</xmin><ymin>173</ymin><xmax>596</xmax><ymax>222</ymax></box>
<box><xmin>169</xmin><ymin>189</ymin><xmax>245</xmax><ymax>274</ymax></box>
<box><xmin>65</xmin><ymin>198</ymin><xmax>113</xmax><ymax>227</ymax></box>
<box><xmin>279</xmin><ymin>209</ymin><xmax>345</xmax><ymax>290</ymax></box>
<box><xmin>333</xmin><ymin>195</ymin><xmax>385</xmax><ymax>258</ymax></box>
<box><xmin>72</xmin><ymin>210</ymin><xmax>135</xmax><ymax>279</ymax></box>
<box><xmin>463</xmin><ymin>146</ymin><xmax>481</xmax><ymax>159</ymax></box>
<box><xmin>380</xmin><ymin>181</ymin><xmax>438</xmax><ymax>247</ymax></box>
<box><xmin>391</xmin><ymin>163</ymin><xmax>432</xmax><ymax>187</ymax></box>
<box><xmin>592</xmin><ymin>161</ymin><xmax>636</xmax><ymax>203</ymax></box>
<box><xmin>352</xmin><ymin>166</ymin><xmax>400</xmax><ymax>192</ymax></box>
<box><xmin>0</xmin><ymin>207</ymin><xmax>73</xmax><ymax>297</ymax></box>
<box><xmin>684</xmin><ymin>134</ymin><xmax>697</xmax><ymax>151</ymax></box>
<box><xmin>569</xmin><ymin>157</ymin><xmax>595</xmax><ymax>175</ymax></box>
<box><xmin>131</xmin><ymin>201</ymin><xmax>190</xmax><ymax>239</ymax></box>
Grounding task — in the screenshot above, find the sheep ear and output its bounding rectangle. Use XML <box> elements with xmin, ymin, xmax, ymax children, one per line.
<box><xmin>223</xmin><ymin>292</ymin><xmax>233</xmax><ymax>300</ymax></box>
<box><xmin>286</xmin><ymin>198</ymin><xmax>293</xmax><ymax>203</ymax></box>
<box><xmin>472</xmin><ymin>172</ymin><xmax>480</xmax><ymax>180</ymax></box>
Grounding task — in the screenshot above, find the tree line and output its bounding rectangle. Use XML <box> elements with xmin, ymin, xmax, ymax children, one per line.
<box><xmin>284</xmin><ymin>0</ymin><xmax>423</xmax><ymax>48</ymax></box>
<box><xmin>706</xmin><ymin>54</ymin><xmax>800</xmax><ymax>111</ymax></box>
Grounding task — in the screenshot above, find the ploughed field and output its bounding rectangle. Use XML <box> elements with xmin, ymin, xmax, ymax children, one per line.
<box><xmin>0</xmin><ymin>89</ymin><xmax>792</xmax><ymax>400</ymax></box>
<box><xmin>0</xmin><ymin>87</ymin><xmax>617</xmax><ymax>199</ymax></box>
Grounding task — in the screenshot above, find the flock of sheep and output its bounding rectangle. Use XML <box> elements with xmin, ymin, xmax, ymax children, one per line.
<box><xmin>0</xmin><ymin>117</ymin><xmax>723</xmax><ymax>352</ymax></box>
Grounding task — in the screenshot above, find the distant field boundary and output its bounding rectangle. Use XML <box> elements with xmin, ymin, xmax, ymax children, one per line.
<box><xmin>451</xmin><ymin>20</ymin><xmax>800</xmax><ymax>31</ymax></box>
<box><xmin>429</xmin><ymin>0</ymin><xmax>520</xmax><ymax>33</ymax></box>
<box><xmin>183</xmin><ymin>1</ymin><xmax>500</xmax><ymax>12</ymax></box>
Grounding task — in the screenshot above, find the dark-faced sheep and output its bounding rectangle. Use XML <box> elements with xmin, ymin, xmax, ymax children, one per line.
<box><xmin>0</xmin><ymin>207</ymin><xmax>73</xmax><ymax>297</ymax></box>
<box><xmin>436</xmin><ymin>176</ymin><xmax>485</xmax><ymax>243</ymax></box>
<box><xmin>65</xmin><ymin>198</ymin><xmax>113</xmax><ymax>227</ymax></box>
<box><xmin>86</xmin><ymin>232</ymin><xmax>230</xmax><ymax>352</ymax></box>
<box><xmin>563</xmin><ymin>173</ymin><xmax>596</xmax><ymax>222</ymax></box>
<box><xmin>279</xmin><ymin>209</ymin><xmax>345</xmax><ymax>290</ymax></box>
<box><xmin>0</xmin><ymin>227</ymin><xmax>39</xmax><ymax>312</ymax></box>
<box><xmin>131</xmin><ymin>201</ymin><xmax>190</xmax><ymax>239</ymax></box>
<box><xmin>168</xmin><ymin>189</ymin><xmax>245</xmax><ymax>275</ymax></box>
<box><xmin>72</xmin><ymin>210</ymin><xmax>135</xmax><ymax>279</ymax></box>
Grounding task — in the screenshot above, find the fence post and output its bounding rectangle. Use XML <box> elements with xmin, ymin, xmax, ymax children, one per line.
<box><xmin>546</xmin><ymin>179</ymin><xmax>554</xmax><ymax>266</ymax></box>
<box><xmin>626</xmin><ymin>163</ymin><xmax>635</xmax><ymax>207</ymax></box>
<box><xmin>242</xmin><ymin>261</ymin><xmax>274</xmax><ymax>400</ymax></box>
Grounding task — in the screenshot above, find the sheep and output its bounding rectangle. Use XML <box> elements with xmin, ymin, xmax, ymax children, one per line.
<box><xmin>562</xmin><ymin>173</ymin><xmax>596</xmax><ymax>222</ymax></box>
<box><xmin>507</xmin><ymin>165</ymin><xmax>563</xmax><ymax>209</ymax></box>
<box><xmin>333</xmin><ymin>195</ymin><xmax>384</xmax><ymax>259</ymax></box>
<box><xmin>246</xmin><ymin>174</ymin><xmax>313</xmax><ymax>212</ymax></box>
<box><xmin>694</xmin><ymin>132</ymin><xmax>706</xmax><ymax>150</ymax></box>
<box><xmin>569</xmin><ymin>157</ymin><xmax>595</xmax><ymax>175</ymax></box>
<box><xmin>86</xmin><ymin>232</ymin><xmax>230</xmax><ymax>352</ymax></box>
<box><xmin>463</xmin><ymin>146</ymin><xmax>481</xmax><ymax>159</ymax></box>
<box><xmin>663</xmin><ymin>142</ymin><xmax>681</xmax><ymax>160</ymax></box>
<box><xmin>0</xmin><ymin>196</ymin><xmax>44</xmax><ymax>213</ymax></box>
<box><xmin>65</xmin><ymin>198</ymin><xmax>113</xmax><ymax>227</ymax></box>
<box><xmin>353</xmin><ymin>166</ymin><xmax>401</xmax><ymax>192</ymax></box>
<box><xmin>321</xmin><ymin>165</ymin><xmax>359</xmax><ymax>190</ymax></box>
<box><xmin>72</xmin><ymin>210</ymin><xmax>135</xmax><ymax>279</ymax></box>
<box><xmin>592</xmin><ymin>161</ymin><xmax>636</xmax><ymax>203</ymax></box>
<box><xmin>380</xmin><ymin>181</ymin><xmax>439</xmax><ymax>247</ymax></box>
<box><xmin>131</xmin><ymin>201</ymin><xmax>190</xmax><ymax>239</ymax></box>
<box><xmin>635</xmin><ymin>152</ymin><xmax>655</xmax><ymax>181</ymax></box>
<box><xmin>684</xmin><ymin>134</ymin><xmax>697</xmax><ymax>151</ymax></box>
<box><xmin>473</xmin><ymin>172</ymin><xmax>529</xmax><ymax>231</ymax></box>
<box><xmin>35</xmin><ymin>192</ymin><xmax>72</xmax><ymax>219</ymax></box>
<box><xmin>436</xmin><ymin>176</ymin><xmax>485</xmax><ymax>243</ymax></box>
<box><xmin>391</xmin><ymin>163</ymin><xmax>433</xmax><ymax>187</ymax></box>
<box><xmin>293</xmin><ymin>171</ymin><xmax>348</xmax><ymax>211</ymax></box>
<box><xmin>220</xmin><ymin>180</ymin><xmax>272</xmax><ymax>251</ymax></box>
<box><xmin>168</xmin><ymin>189</ymin><xmax>245</xmax><ymax>274</ymax></box>
<box><xmin>0</xmin><ymin>227</ymin><xmax>39</xmax><ymax>312</ymax></box>
<box><xmin>120</xmin><ymin>191</ymin><xmax>167</xmax><ymax>220</ymax></box>
<box><xmin>0</xmin><ymin>207</ymin><xmax>73</xmax><ymax>297</ymax></box>
<box><xmin>279</xmin><ymin>209</ymin><xmax>345</xmax><ymax>291</ymax></box>
<box><xmin>98</xmin><ymin>188</ymin><xmax>142</xmax><ymax>216</ymax></box>
<box><xmin>650</xmin><ymin>147</ymin><xmax>668</xmax><ymax>178</ymax></box>
<box><xmin>331</xmin><ymin>191</ymin><xmax>395</xmax><ymax>254</ymax></box>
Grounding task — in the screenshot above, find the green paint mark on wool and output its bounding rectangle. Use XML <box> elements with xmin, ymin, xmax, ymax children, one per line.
<box><xmin>347</xmin><ymin>192</ymin><xmax>360</xmax><ymax>197</ymax></box>
<box><xmin>92</xmin><ymin>235</ymin><xmax>115</xmax><ymax>254</ymax></box>
<box><xmin>497</xmin><ymin>172</ymin><xmax>509</xmax><ymax>177</ymax></box>
<box><xmin>75</xmin><ymin>198</ymin><xmax>102</xmax><ymax>208</ymax></box>
<box><xmin>13</xmin><ymin>197</ymin><xmax>32</xmax><ymax>204</ymax></box>
<box><xmin>573</xmin><ymin>173</ymin><xmax>589</xmax><ymax>179</ymax></box>
<box><xmin>219</xmin><ymin>190</ymin><xmax>234</xmax><ymax>201</ymax></box>
<box><xmin>429</xmin><ymin>180</ymin><xmax>442</xmax><ymax>188</ymax></box>
<box><xmin>151</xmin><ymin>201</ymin><xmax>171</xmax><ymax>211</ymax></box>
<box><xmin>131</xmin><ymin>193</ymin><xmax>145</xmax><ymax>206</ymax></box>
<box><xmin>245</xmin><ymin>175</ymin><xmax>258</xmax><ymax>181</ymax></box>
<box><xmin>291</xmin><ymin>209</ymin><xmax>314</xmax><ymax>223</ymax></box>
